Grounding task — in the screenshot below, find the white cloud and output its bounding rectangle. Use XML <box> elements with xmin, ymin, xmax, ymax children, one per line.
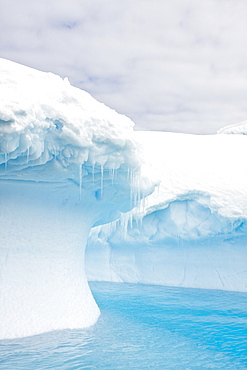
<box><xmin>1</xmin><ymin>0</ymin><xmax>247</xmax><ymax>133</ymax></box>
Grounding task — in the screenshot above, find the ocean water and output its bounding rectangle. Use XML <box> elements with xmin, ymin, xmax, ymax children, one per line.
<box><xmin>0</xmin><ymin>282</ymin><xmax>246</xmax><ymax>370</ymax></box>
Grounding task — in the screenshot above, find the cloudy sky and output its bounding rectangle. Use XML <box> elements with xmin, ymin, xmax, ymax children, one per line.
<box><xmin>1</xmin><ymin>0</ymin><xmax>247</xmax><ymax>134</ymax></box>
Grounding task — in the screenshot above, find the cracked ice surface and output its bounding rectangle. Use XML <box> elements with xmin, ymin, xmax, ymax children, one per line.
<box><xmin>86</xmin><ymin>131</ymin><xmax>247</xmax><ymax>292</ymax></box>
<box><xmin>0</xmin><ymin>59</ymin><xmax>155</xmax><ymax>339</ymax></box>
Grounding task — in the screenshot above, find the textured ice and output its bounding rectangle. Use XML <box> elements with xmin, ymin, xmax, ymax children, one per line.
<box><xmin>0</xmin><ymin>59</ymin><xmax>155</xmax><ymax>339</ymax></box>
<box><xmin>1</xmin><ymin>58</ymin><xmax>247</xmax><ymax>340</ymax></box>
<box><xmin>86</xmin><ymin>131</ymin><xmax>247</xmax><ymax>292</ymax></box>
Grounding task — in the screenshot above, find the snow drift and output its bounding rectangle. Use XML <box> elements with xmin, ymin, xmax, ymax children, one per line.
<box><xmin>86</xmin><ymin>131</ymin><xmax>247</xmax><ymax>292</ymax></box>
<box><xmin>0</xmin><ymin>59</ymin><xmax>154</xmax><ymax>339</ymax></box>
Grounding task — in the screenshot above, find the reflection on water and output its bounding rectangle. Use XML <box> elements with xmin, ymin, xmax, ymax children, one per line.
<box><xmin>0</xmin><ymin>282</ymin><xmax>246</xmax><ymax>369</ymax></box>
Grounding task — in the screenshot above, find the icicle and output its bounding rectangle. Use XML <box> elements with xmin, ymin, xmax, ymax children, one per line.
<box><xmin>142</xmin><ymin>197</ymin><xmax>147</xmax><ymax>215</ymax></box>
<box><xmin>139</xmin><ymin>213</ymin><xmax>144</xmax><ymax>228</ymax></box>
<box><xmin>130</xmin><ymin>169</ymin><xmax>141</xmax><ymax>209</ymax></box>
<box><xmin>112</xmin><ymin>168</ymin><xmax>115</xmax><ymax>184</ymax></box>
<box><xmin>129</xmin><ymin>211</ymin><xmax>133</xmax><ymax>229</ymax></box>
<box><xmin>109</xmin><ymin>219</ymin><xmax>118</xmax><ymax>234</ymax></box>
<box><xmin>120</xmin><ymin>212</ymin><xmax>129</xmax><ymax>239</ymax></box>
<box><xmin>136</xmin><ymin>213</ymin><xmax>141</xmax><ymax>229</ymax></box>
<box><xmin>109</xmin><ymin>168</ymin><xmax>115</xmax><ymax>184</ymax></box>
<box><xmin>79</xmin><ymin>163</ymin><xmax>83</xmax><ymax>200</ymax></box>
<box><xmin>100</xmin><ymin>164</ymin><xmax>104</xmax><ymax>198</ymax></box>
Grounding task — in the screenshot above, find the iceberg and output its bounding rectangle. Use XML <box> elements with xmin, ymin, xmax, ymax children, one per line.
<box><xmin>1</xmin><ymin>58</ymin><xmax>247</xmax><ymax>340</ymax></box>
<box><xmin>0</xmin><ymin>59</ymin><xmax>154</xmax><ymax>339</ymax></box>
<box><xmin>86</xmin><ymin>131</ymin><xmax>247</xmax><ymax>292</ymax></box>
<box><xmin>217</xmin><ymin>119</ymin><xmax>247</xmax><ymax>135</ymax></box>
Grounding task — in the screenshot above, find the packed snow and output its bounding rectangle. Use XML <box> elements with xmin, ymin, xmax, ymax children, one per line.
<box><xmin>0</xmin><ymin>59</ymin><xmax>155</xmax><ymax>339</ymax></box>
<box><xmin>86</xmin><ymin>131</ymin><xmax>247</xmax><ymax>292</ymax></box>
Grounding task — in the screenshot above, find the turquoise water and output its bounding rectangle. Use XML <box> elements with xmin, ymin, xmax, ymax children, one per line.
<box><xmin>0</xmin><ymin>282</ymin><xmax>246</xmax><ymax>369</ymax></box>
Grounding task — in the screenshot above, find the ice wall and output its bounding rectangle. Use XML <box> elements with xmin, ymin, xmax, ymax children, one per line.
<box><xmin>0</xmin><ymin>59</ymin><xmax>154</xmax><ymax>339</ymax></box>
<box><xmin>86</xmin><ymin>131</ymin><xmax>247</xmax><ymax>292</ymax></box>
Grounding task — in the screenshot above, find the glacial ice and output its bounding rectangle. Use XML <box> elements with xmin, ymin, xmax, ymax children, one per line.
<box><xmin>86</xmin><ymin>131</ymin><xmax>247</xmax><ymax>292</ymax></box>
<box><xmin>1</xmin><ymin>58</ymin><xmax>247</xmax><ymax>340</ymax></box>
<box><xmin>0</xmin><ymin>59</ymin><xmax>155</xmax><ymax>339</ymax></box>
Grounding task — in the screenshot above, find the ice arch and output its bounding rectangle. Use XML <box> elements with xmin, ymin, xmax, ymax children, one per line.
<box><xmin>0</xmin><ymin>59</ymin><xmax>154</xmax><ymax>339</ymax></box>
